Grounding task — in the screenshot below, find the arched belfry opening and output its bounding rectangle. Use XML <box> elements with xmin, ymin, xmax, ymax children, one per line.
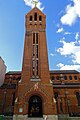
<box><xmin>28</xmin><ymin>95</ymin><xmax>43</xmax><ymax>117</ymax></box>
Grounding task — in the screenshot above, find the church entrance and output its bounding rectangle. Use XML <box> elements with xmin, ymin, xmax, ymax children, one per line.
<box><xmin>28</xmin><ymin>95</ymin><xmax>43</xmax><ymax>117</ymax></box>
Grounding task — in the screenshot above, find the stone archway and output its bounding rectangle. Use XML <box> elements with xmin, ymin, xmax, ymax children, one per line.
<box><xmin>28</xmin><ymin>95</ymin><xmax>43</xmax><ymax>117</ymax></box>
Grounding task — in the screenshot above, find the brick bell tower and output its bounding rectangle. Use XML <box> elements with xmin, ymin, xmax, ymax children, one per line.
<box><xmin>14</xmin><ymin>6</ymin><xmax>57</xmax><ymax>120</ymax></box>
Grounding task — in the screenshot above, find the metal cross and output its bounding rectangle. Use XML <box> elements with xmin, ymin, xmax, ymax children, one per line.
<box><xmin>33</xmin><ymin>0</ymin><xmax>38</xmax><ymax>7</ymax></box>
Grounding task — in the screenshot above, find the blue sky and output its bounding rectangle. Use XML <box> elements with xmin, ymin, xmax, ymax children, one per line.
<box><xmin>0</xmin><ymin>0</ymin><xmax>80</xmax><ymax>72</ymax></box>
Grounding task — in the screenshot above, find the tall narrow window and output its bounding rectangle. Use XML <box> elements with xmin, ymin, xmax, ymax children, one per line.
<box><xmin>54</xmin><ymin>92</ymin><xmax>58</xmax><ymax>113</ymax></box>
<box><xmin>33</xmin><ymin>33</ymin><xmax>35</xmax><ymax>44</ymax></box>
<box><xmin>60</xmin><ymin>98</ymin><xmax>63</xmax><ymax>113</ymax></box>
<box><xmin>36</xmin><ymin>33</ymin><xmax>38</xmax><ymax>77</ymax></box>
<box><xmin>69</xmin><ymin>76</ymin><xmax>72</xmax><ymax>80</ymax></box>
<box><xmin>32</xmin><ymin>33</ymin><xmax>35</xmax><ymax>77</ymax></box>
<box><xmin>34</xmin><ymin>13</ymin><xmax>37</xmax><ymax>21</ymax></box>
<box><xmin>12</xmin><ymin>93</ymin><xmax>15</xmax><ymax>106</ymax></box>
<box><xmin>32</xmin><ymin>60</ymin><xmax>35</xmax><ymax>69</ymax></box>
<box><xmin>36</xmin><ymin>60</ymin><xmax>38</xmax><ymax>76</ymax></box>
<box><xmin>29</xmin><ymin>16</ymin><xmax>32</xmax><ymax>21</ymax></box>
<box><xmin>36</xmin><ymin>33</ymin><xmax>38</xmax><ymax>44</ymax></box>
<box><xmin>36</xmin><ymin>45</ymin><xmax>38</xmax><ymax>58</ymax></box>
<box><xmin>64</xmin><ymin>76</ymin><xmax>67</xmax><ymax>80</ymax></box>
<box><xmin>76</xmin><ymin>92</ymin><xmax>80</xmax><ymax>106</ymax></box>
<box><xmin>74</xmin><ymin>76</ymin><xmax>78</xmax><ymax>80</ymax></box>
<box><xmin>32</xmin><ymin>33</ymin><xmax>39</xmax><ymax>78</ymax></box>
<box><xmin>56</xmin><ymin>76</ymin><xmax>59</xmax><ymax>80</ymax></box>
<box><xmin>33</xmin><ymin>45</ymin><xmax>35</xmax><ymax>58</ymax></box>
<box><xmin>39</xmin><ymin>15</ymin><xmax>42</xmax><ymax>21</ymax></box>
<box><xmin>51</xmin><ymin>76</ymin><xmax>55</xmax><ymax>81</ymax></box>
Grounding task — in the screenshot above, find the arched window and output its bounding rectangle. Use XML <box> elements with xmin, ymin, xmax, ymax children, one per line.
<box><xmin>56</xmin><ymin>76</ymin><xmax>59</xmax><ymax>80</ymax></box>
<box><xmin>39</xmin><ymin>15</ymin><xmax>42</xmax><ymax>21</ymax></box>
<box><xmin>60</xmin><ymin>98</ymin><xmax>63</xmax><ymax>113</ymax></box>
<box><xmin>30</xmin><ymin>16</ymin><xmax>32</xmax><ymax>21</ymax></box>
<box><xmin>69</xmin><ymin>76</ymin><xmax>72</xmax><ymax>80</ymax></box>
<box><xmin>64</xmin><ymin>76</ymin><xmax>67</xmax><ymax>80</ymax></box>
<box><xmin>76</xmin><ymin>92</ymin><xmax>80</xmax><ymax>106</ymax></box>
<box><xmin>74</xmin><ymin>76</ymin><xmax>78</xmax><ymax>80</ymax></box>
<box><xmin>34</xmin><ymin>13</ymin><xmax>37</xmax><ymax>21</ymax></box>
<box><xmin>51</xmin><ymin>76</ymin><xmax>55</xmax><ymax>81</ymax></box>
<box><xmin>54</xmin><ymin>92</ymin><xmax>58</xmax><ymax>113</ymax></box>
<box><xmin>54</xmin><ymin>92</ymin><xmax>58</xmax><ymax>99</ymax></box>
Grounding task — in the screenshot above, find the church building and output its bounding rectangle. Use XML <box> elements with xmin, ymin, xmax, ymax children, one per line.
<box><xmin>0</xmin><ymin>5</ymin><xmax>80</xmax><ymax>120</ymax></box>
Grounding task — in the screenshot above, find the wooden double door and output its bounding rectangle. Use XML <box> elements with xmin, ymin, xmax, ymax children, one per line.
<box><xmin>28</xmin><ymin>95</ymin><xmax>43</xmax><ymax>117</ymax></box>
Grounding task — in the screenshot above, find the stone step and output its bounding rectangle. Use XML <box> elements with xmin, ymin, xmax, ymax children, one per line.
<box><xmin>27</xmin><ymin>118</ymin><xmax>44</xmax><ymax>120</ymax></box>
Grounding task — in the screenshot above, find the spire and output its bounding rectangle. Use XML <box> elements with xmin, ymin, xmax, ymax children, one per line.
<box><xmin>33</xmin><ymin>0</ymin><xmax>38</xmax><ymax>7</ymax></box>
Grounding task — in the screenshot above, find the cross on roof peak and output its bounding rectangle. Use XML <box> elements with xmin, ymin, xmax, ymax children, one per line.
<box><xmin>33</xmin><ymin>0</ymin><xmax>38</xmax><ymax>7</ymax></box>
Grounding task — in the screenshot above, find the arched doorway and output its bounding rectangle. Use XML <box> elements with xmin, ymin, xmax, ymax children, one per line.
<box><xmin>28</xmin><ymin>95</ymin><xmax>43</xmax><ymax>117</ymax></box>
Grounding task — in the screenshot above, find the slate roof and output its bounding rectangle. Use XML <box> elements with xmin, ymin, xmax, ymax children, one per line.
<box><xmin>6</xmin><ymin>71</ymin><xmax>21</xmax><ymax>75</ymax></box>
<box><xmin>50</xmin><ymin>70</ymin><xmax>79</xmax><ymax>74</ymax></box>
<box><xmin>6</xmin><ymin>70</ymin><xmax>79</xmax><ymax>75</ymax></box>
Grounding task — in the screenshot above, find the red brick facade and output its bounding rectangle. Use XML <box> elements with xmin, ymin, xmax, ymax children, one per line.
<box><xmin>14</xmin><ymin>7</ymin><xmax>57</xmax><ymax>116</ymax></box>
<box><xmin>0</xmin><ymin>7</ymin><xmax>80</xmax><ymax>118</ymax></box>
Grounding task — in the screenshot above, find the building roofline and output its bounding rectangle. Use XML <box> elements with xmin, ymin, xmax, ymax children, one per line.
<box><xmin>6</xmin><ymin>70</ymin><xmax>80</xmax><ymax>75</ymax></box>
<box><xmin>6</xmin><ymin>71</ymin><xmax>21</xmax><ymax>75</ymax></box>
<box><xmin>50</xmin><ymin>70</ymin><xmax>79</xmax><ymax>74</ymax></box>
<box><xmin>26</xmin><ymin>7</ymin><xmax>46</xmax><ymax>17</ymax></box>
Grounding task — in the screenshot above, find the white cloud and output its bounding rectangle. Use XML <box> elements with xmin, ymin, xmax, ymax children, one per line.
<box><xmin>57</xmin><ymin>63</ymin><xmax>80</xmax><ymax>71</ymax></box>
<box><xmin>56</xmin><ymin>27</ymin><xmax>64</xmax><ymax>33</ymax></box>
<box><xmin>56</xmin><ymin>23</ymin><xmax>72</xmax><ymax>35</ymax></box>
<box><xmin>50</xmin><ymin>53</ymin><xmax>55</xmax><ymax>57</ymax></box>
<box><xmin>57</xmin><ymin>40</ymin><xmax>76</xmax><ymax>56</ymax></box>
<box><xmin>60</xmin><ymin>0</ymin><xmax>80</xmax><ymax>26</ymax></box>
<box><xmin>57</xmin><ymin>63</ymin><xmax>64</xmax><ymax>68</ymax></box>
<box><xmin>57</xmin><ymin>39</ymin><xmax>80</xmax><ymax>64</ymax></box>
<box><xmin>23</xmin><ymin>0</ymin><xmax>44</xmax><ymax>11</ymax></box>
<box><xmin>75</xmin><ymin>32</ymin><xmax>79</xmax><ymax>40</ymax></box>
<box><xmin>72</xmin><ymin>51</ymin><xmax>80</xmax><ymax>64</ymax></box>
<box><xmin>64</xmin><ymin>32</ymin><xmax>71</xmax><ymax>35</ymax></box>
<box><xmin>78</xmin><ymin>40</ymin><xmax>80</xmax><ymax>44</ymax></box>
